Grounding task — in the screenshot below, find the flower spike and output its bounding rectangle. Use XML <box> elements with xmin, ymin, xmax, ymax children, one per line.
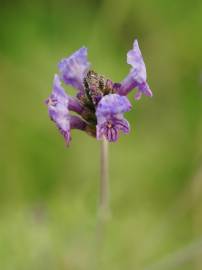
<box><xmin>45</xmin><ymin>39</ymin><xmax>153</xmax><ymax>145</ymax></box>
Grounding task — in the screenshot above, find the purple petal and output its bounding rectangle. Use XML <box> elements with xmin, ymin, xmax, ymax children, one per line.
<box><xmin>58</xmin><ymin>47</ymin><xmax>90</xmax><ymax>92</ymax></box>
<box><xmin>96</xmin><ymin>94</ymin><xmax>131</xmax><ymax>119</ymax></box>
<box><xmin>68</xmin><ymin>96</ymin><xmax>83</xmax><ymax>114</ymax></box>
<box><xmin>96</xmin><ymin>116</ymin><xmax>130</xmax><ymax>142</ymax></box>
<box><xmin>50</xmin><ymin>74</ymin><xmax>69</xmax><ymax>105</ymax></box>
<box><xmin>96</xmin><ymin>94</ymin><xmax>131</xmax><ymax>142</ymax></box>
<box><xmin>127</xmin><ymin>40</ymin><xmax>147</xmax><ymax>83</ymax></box>
<box><xmin>136</xmin><ymin>82</ymin><xmax>152</xmax><ymax>98</ymax></box>
<box><xmin>46</xmin><ymin>74</ymin><xmax>71</xmax><ymax>145</ymax></box>
<box><xmin>114</xmin><ymin>117</ymin><xmax>130</xmax><ymax>134</ymax></box>
<box><xmin>118</xmin><ymin>39</ymin><xmax>153</xmax><ymax>99</ymax></box>
<box><xmin>70</xmin><ymin>115</ymin><xmax>87</xmax><ymax>130</ymax></box>
<box><xmin>134</xmin><ymin>90</ymin><xmax>142</xmax><ymax>100</ymax></box>
<box><xmin>46</xmin><ymin>74</ymin><xmax>83</xmax><ymax>114</ymax></box>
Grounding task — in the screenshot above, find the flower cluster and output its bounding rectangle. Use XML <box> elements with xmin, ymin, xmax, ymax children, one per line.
<box><xmin>45</xmin><ymin>39</ymin><xmax>152</xmax><ymax>145</ymax></box>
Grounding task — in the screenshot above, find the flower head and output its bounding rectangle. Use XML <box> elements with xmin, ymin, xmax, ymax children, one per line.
<box><xmin>45</xmin><ymin>39</ymin><xmax>153</xmax><ymax>145</ymax></box>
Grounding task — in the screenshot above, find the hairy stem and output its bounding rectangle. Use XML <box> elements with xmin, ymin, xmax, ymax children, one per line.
<box><xmin>92</xmin><ymin>138</ymin><xmax>109</xmax><ymax>269</ymax></box>
<box><xmin>99</xmin><ymin>138</ymin><xmax>109</xmax><ymax>218</ymax></box>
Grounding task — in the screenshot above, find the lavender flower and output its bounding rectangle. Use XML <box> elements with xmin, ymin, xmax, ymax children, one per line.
<box><xmin>96</xmin><ymin>94</ymin><xmax>131</xmax><ymax>141</ymax></box>
<box><xmin>117</xmin><ymin>39</ymin><xmax>153</xmax><ymax>100</ymax></box>
<box><xmin>45</xmin><ymin>39</ymin><xmax>152</xmax><ymax>145</ymax></box>
<box><xmin>45</xmin><ymin>74</ymin><xmax>86</xmax><ymax>145</ymax></box>
<box><xmin>58</xmin><ymin>47</ymin><xmax>90</xmax><ymax>92</ymax></box>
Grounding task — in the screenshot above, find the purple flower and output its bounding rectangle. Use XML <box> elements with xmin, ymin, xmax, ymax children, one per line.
<box><xmin>45</xmin><ymin>74</ymin><xmax>71</xmax><ymax>144</ymax></box>
<box><xmin>46</xmin><ymin>75</ymin><xmax>86</xmax><ymax>145</ymax></box>
<box><xmin>58</xmin><ymin>47</ymin><xmax>90</xmax><ymax>92</ymax></box>
<box><xmin>118</xmin><ymin>40</ymin><xmax>153</xmax><ymax>100</ymax></box>
<box><xmin>96</xmin><ymin>94</ymin><xmax>131</xmax><ymax>142</ymax></box>
<box><xmin>45</xmin><ymin>39</ymin><xmax>153</xmax><ymax>145</ymax></box>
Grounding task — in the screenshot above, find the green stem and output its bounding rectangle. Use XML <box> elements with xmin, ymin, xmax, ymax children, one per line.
<box><xmin>99</xmin><ymin>138</ymin><xmax>109</xmax><ymax>218</ymax></box>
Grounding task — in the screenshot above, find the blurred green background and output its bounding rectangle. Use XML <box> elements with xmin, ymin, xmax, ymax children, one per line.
<box><xmin>0</xmin><ymin>0</ymin><xmax>202</xmax><ymax>269</ymax></box>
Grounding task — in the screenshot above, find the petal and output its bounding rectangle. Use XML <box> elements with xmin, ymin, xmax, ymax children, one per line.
<box><xmin>70</xmin><ymin>115</ymin><xmax>87</xmax><ymax>130</ymax></box>
<box><xmin>127</xmin><ymin>39</ymin><xmax>147</xmax><ymax>83</ymax></box>
<box><xmin>46</xmin><ymin>75</ymin><xmax>71</xmax><ymax>145</ymax></box>
<box><xmin>51</xmin><ymin>74</ymin><xmax>68</xmax><ymax>105</ymax></box>
<box><xmin>96</xmin><ymin>116</ymin><xmax>130</xmax><ymax>142</ymax></box>
<box><xmin>118</xmin><ymin>39</ymin><xmax>153</xmax><ymax>99</ymax></box>
<box><xmin>68</xmin><ymin>96</ymin><xmax>84</xmax><ymax>114</ymax></box>
<box><xmin>58</xmin><ymin>47</ymin><xmax>90</xmax><ymax>91</ymax></box>
<box><xmin>137</xmin><ymin>82</ymin><xmax>153</xmax><ymax>97</ymax></box>
<box><xmin>96</xmin><ymin>94</ymin><xmax>131</xmax><ymax>142</ymax></box>
<box><xmin>47</xmin><ymin>74</ymin><xmax>84</xmax><ymax>114</ymax></box>
<box><xmin>110</xmin><ymin>128</ymin><xmax>118</xmax><ymax>141</ymax></box>
<box><xmin>114</xmin><ymin>117</ymin><xmax>130</xmax><ymax>134</ymax></box>
<box><xmin>96</xmin><ymin>94</ymin><xmax>131</xmax><ymax>119</ymax></box>
<box><xmin>117</xmin><ymin>70</ymin><xmax>138</xmax><ymax>96</ymax></box>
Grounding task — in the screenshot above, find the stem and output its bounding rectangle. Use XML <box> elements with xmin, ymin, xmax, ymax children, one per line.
<box><xmin>91</xmin><ymin>139</ymin><xmax>109</xmax><ymax>269</ymax></box>
<box><xmin>99</xmin><ymin>138</ymin><xmax>109</xmax><ymax>218</ymax></box>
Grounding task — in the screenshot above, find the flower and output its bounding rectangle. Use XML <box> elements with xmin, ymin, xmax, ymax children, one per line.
<box><xmin>58</xmin><ymin>47</ymin><xmax>90</xmax><ymax>92</ymax></box>
<box><xmin>45</xmin><ymin>39</ymin><xmax>152</xmax><ymax>145</ymax></box>
<box><xmin>117</xmin><ymin>39</ymin><xmax>153</xmax><ymax>100</ymax></box>
<box><xmin>45</xmin><ymin>74</ymin><xmax>86</xmax><ymax>145</ymax></box>
<box><xmin>96</xmin><ymin>94</ymin><xmax>131</xmax><ymax>141</ymax></box>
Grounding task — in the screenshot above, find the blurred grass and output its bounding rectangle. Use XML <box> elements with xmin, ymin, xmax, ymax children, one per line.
<box><xmin>0</xmin><ymin>0</ymin><xmax>202</xmax><ymax>269</ymax></box>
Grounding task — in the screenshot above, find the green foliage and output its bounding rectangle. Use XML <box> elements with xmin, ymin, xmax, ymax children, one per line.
<box><xmin>0</xmin><ymin>0</ymin><xmax>202</xmax><ymax>269</ymax></box>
